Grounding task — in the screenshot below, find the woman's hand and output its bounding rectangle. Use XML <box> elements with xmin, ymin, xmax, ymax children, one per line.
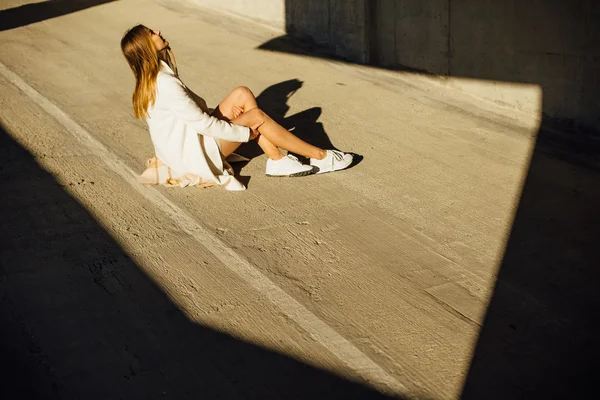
<box><xmin>232</xmin><ymin>105</ymin><xmax>244</xmax><ymax>119</ymax></box>
<box><xmin>249</xmin><ymin>121</ymin><xmax>264</xmax><ymax>140</ymax></box>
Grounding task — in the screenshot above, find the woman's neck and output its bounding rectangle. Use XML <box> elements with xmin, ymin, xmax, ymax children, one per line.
<box><xmin>158</xmin><ymin>47</ymin><xmax>177</xmax><ymax>76</ymax></box>
<box><xmin>158</xmin><ymin>48</ymin><xmax>169</xmax><ymax>63</ymax></box>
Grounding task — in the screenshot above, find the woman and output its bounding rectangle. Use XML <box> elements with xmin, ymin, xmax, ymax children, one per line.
<box><xmin>120</xmin><ymin>25</ymin><xmax>353</xmax><ymax>191</ymax></box>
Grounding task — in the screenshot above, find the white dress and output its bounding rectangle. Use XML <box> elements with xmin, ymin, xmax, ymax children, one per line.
<box><xmin>143</xmin><ymin>61</ymin><xmax>250</xmax><ymax>191</ymax></box>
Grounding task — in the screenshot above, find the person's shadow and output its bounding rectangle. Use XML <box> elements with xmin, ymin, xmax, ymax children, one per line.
<box><xmin>231</xmin><ymin>79</ymin><xmax>363</xmax><ymax>172</ymax></box>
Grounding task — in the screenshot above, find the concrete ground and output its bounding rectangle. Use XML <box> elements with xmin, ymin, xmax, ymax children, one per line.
<box><xmin>1</xmin><ymin>0</ymin><xmax>598</xmax><ymax>399</ymax></box>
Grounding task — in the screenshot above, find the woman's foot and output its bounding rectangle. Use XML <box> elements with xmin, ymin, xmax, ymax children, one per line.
<box><xmin>310</xmin><ymin>150</ymin><xmax>353</xmax><ymax>174</ymax></box>
<box><xmin>265</xmin><ymin>154</ymin><xmax>316</xmax><ymax>177</ymax></box>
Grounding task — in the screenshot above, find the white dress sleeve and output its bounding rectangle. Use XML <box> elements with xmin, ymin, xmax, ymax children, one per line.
<box><xmin>157</xmin><ymin>74</ymin><xmax>251</xmax><ymax>143</ymax></box>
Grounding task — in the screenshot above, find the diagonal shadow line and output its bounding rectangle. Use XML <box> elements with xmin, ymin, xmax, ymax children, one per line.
<box><xmin>460</xmin><ymin>122</ymin><xmax>600</xmax><ymax>399</ymax></box>
<box><xmin>0</xmin><ymin>123</ymin><xmax>401</xmax><ymax>399</ymax></box>
<box><xmin>0</xmin><ymin>0</ymin><xmax>116</xmax><ymax>32</ymax></box>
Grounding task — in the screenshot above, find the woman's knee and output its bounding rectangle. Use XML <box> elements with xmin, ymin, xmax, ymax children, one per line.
<box><xmin>244</xmin><ymin>107</ymin><xmax>266</xmax><ymax>120</ymax></box>
<box><xmin>233</xmin><ymin>86</ymin><xmax>254</xmax><ymax>100</ymax></box>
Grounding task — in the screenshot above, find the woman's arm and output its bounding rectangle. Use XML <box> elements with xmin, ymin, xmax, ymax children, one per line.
<box><xmin>157</xmin><ymin>74</ymin><xmax>250</xmax><ymax>143</ymax></box>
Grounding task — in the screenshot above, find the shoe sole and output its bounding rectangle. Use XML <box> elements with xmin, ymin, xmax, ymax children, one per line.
<box><xmin>266</xmin><ymin>169</ymin><xmax>316</xmax><ymax>177</ymax></box>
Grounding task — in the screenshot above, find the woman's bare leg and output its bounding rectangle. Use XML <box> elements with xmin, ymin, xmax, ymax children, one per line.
<box><xmin>210</xmin><ymin>87</ymin><xmax>353</xmax><ymax>175</ymax></box>
<box><xmin>211</xmin><ymin>86</ymin><xmax>287</xmax><ymax>160</ymax></box>
<box><xmin>232</xmin><ymin>108</ymin><xmax>327</xmax><ymax>160</ymax></box>
<box><xmin>212</xmin><ymin>87</ymin><xmax>325</xmax><ymax>159</ymax></box>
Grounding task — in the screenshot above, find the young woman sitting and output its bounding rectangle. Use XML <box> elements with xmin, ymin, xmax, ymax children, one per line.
<box><xmin>120</xmin><ymin>25</ymin><xmax>353</xmax><ymax>191</ymax></box>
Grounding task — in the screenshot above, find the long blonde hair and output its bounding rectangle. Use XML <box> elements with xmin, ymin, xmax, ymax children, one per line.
<box><xmin>120</xmin><ymin>25</ymin><xmax>160</xmax><ymax>119</ymax></box>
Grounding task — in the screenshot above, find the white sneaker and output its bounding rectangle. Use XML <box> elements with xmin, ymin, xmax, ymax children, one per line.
<box><xmin>310</xmin><ymin>150</ymin><xmax>353</xmax><ymax>174</ymax></box>
<box><xmin>265</xmin><ymin>154</ymin><xmax>315</xmax><ymax>177</ymax></box>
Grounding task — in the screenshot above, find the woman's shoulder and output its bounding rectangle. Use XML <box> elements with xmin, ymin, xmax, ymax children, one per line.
<box><xmin>157</xmin><ymin>69</ymin><xmax>177</xmax><ymax>82</ymax></box>
<box><xmin>156</xmin><ymin>70</ymin><xmax>185</xmax><ymax>92</ymax></box>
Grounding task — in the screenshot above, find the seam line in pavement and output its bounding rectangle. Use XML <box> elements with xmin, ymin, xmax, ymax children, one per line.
<box><xmin>0</xmin><ymin>61</ymin><xmax>407</xmax><ymax>395</ymax></box>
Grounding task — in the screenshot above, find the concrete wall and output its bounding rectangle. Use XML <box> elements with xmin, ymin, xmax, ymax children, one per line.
<box><xmin>373</xmin><ymin>0</ymin><xmax>600</xmax><ymax>129</ymax></box>
<box><xmin>285</xmin><ymin>0</ymin><xmax>369</xmax><ymax>63</ymax></box>
<box><xmin>186</xmin><ymin>0</ymin><xmax>599</xmax><ymax>130</ymax></box>
<box><xmin>285</xmin><ymin>0</ymin><xmax>599</xmax><ymax>130</ymax></box>
<box><xmin>372</xmin><ymin>0</ymin><xmax>449</xmax><ymax>74</ymax></box>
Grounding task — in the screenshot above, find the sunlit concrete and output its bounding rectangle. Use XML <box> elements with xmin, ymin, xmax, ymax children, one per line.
<box><xmin>0</xmin><ymin>0</ymin><xmax>552</xmax><ymax>398</ymax></box>
<box><xmin>179</xmin><ymin>0</ymin><xmax>286</xmax><ymax>31</ymax></box>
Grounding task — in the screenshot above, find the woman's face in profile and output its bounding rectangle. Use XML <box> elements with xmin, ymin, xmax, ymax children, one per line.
<box><xmin>149</xmin><ymin>29</ymin><xmax>169</xmax><ymax>51</ymax></box>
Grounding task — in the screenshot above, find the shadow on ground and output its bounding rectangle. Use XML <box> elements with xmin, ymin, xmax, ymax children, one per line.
<box><xmin>257</xmin><ymin>1</ymin><xmax>600</xmax><ymax>397</ymax></box>
<box><xmin>461</xmin><ymin>124</ymin><xmax>600</xmax><ymax>399</ymax></box>
<box><xmin>0</xmin><ymin>0</ymin><xmax>115</xmax><ymax>31</ymax></box>
<box><xmin>0</xmin><ymin>124</ymin><xmax>400</xmax><ymax>399</ymax></box>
